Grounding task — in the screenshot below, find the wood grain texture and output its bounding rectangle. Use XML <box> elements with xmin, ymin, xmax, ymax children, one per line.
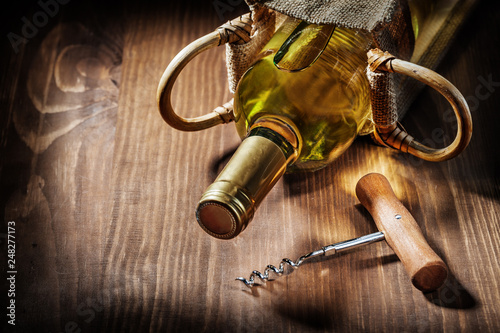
<box><xmin>1</xmin><ymin>0</ymin><xmax>499</xmax><ymax>332</ymax></box>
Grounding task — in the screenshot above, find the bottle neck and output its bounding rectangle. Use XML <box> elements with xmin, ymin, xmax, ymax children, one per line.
<box><xmin>196</xmin><ymin>125</ymin><xmax>297</xmax><ymax>239</ymax></box>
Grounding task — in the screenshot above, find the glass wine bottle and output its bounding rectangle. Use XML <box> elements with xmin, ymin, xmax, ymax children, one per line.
<box><xmin>196</xmin><ymin>1</ymin><xmax>432</xmax><ymax>239</ymax></box>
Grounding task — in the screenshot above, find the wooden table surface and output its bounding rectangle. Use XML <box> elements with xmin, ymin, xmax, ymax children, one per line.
<box><xmin>1</xmin><ymin>0</ymin><xmax>499</xmax><ymax>332</ymax></box>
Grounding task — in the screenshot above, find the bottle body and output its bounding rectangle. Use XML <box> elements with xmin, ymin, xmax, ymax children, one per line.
<box><xmin>233</xmin><ymin>19</ymin><xmax>373</xmax><ymax>171</ymax></box>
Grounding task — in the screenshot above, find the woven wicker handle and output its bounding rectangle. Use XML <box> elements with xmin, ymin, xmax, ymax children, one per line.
<box><xmin>156</xmin><ymin>14</ymin><xmax>252</xmax><ymax>131</ymax></box>
<box><xmin>356</xmin><ymin>173</ymin><xmax>448</xmax><ymax>292</ymax></box>
<box><xmin>367</xmin><ymin>49</ymin><xmax>473</xmax><ymax>162</ymax></box>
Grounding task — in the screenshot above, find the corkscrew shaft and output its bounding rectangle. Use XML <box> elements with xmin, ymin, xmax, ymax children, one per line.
<box><xmin>322</xmin><ymin>231</ymin><xmax>385</xmax><ymax>256</ymax></box>
<box><xmin>236</xmin><ymin>231</ymin><xmax>385</xmax><ymax>287</ymax></box>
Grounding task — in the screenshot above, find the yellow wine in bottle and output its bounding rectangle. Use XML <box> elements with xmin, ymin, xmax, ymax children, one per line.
<box><xmin>234</xmin><ymin>19</ymin><xmax>373</xmax><ymax>171</ymax></box>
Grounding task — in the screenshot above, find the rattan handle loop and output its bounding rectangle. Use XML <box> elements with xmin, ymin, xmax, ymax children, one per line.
<box><xmin>157</xmin><ymin>14</ymin><xmax>252</xmax><ymax>131</ymax></box>
<box><xmin>368</xmin><ymin>49</ymin><xmax>473</xmax><ymax>162</ymax></box>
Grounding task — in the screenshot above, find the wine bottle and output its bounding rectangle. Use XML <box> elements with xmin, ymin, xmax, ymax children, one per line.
<box><xmin>196</xmin><ymin>17</ymin><xmax>374</xmax><ymax>239</ymax></box>
<box><xmin>196</xmin><ymin>2</ymin><xmax>433</xmax><ymax>239</ymax></box>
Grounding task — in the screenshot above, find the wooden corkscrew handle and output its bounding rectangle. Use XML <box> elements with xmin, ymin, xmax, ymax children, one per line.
<box><xmin>355</xmin><ymin>173</ymin><xmax>448</xmax><ymax>292</ymax></box>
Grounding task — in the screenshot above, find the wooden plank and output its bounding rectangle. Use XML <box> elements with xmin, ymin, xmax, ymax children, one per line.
<box><xmin>1</xmin><ymin>1</ymin><xmax>122</xmax><ymax>331</ymax></box>
<box><xmin>1</xmin><ymin>0</ymin><xmax>499</xmax><ymax>332</ymax></box>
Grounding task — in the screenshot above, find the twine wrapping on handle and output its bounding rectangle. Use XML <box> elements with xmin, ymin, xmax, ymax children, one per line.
<box><xmin>367</xmin><ymin>48</ymin><xmax>472</xmax><ymax>161</ymax></box>
<box><xmin>218</xmin><ymin>14</ymin><xmax>253</xmax><ymax>45</ymax></box>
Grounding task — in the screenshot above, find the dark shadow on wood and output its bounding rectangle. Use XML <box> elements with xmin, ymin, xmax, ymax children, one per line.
<box><xmin>208</xmin><ymin>143</ymin><xmax>238</xmax><ymax>178</ymax></box>
<box><xmin>424</xmin><ymin>272</ymin><xmax>477</xmax><ymax>309</ymax></box>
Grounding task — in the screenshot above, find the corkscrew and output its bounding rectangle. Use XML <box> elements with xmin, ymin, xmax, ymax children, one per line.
<box><xmin>236</xmin><ymin>173</ymin><xmax>449</xmax><ymax>292</ymax></box>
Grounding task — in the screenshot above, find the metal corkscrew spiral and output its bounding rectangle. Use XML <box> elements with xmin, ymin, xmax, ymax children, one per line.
<box><xmin>236</xmin><ymin>173</ymin><xmax>449</xmax><ymax>292</ymax></box>
<box><xmin>236</xmin><ymin>232</ymin><xmax>386</xmax><ymax>287</ymax></box>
